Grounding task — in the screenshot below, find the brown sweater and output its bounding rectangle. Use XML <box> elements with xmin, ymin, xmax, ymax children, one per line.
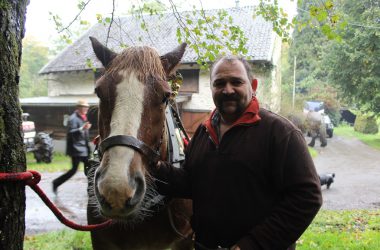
<box><xmin>156</xmin><ymin>108</ymin><xmax>322</xmax><ymax>250</ymax></box>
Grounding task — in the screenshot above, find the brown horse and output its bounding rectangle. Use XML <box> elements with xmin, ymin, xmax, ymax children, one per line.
<box><xmin>87</xmin><ymin>37</ymin><xmax>193</xmax><ymax>250</ymax></box>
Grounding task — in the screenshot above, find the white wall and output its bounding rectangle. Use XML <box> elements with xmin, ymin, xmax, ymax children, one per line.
<box><xmin>47</xmin><ymin>71</ymin><xmax>95</xmax><ymax>96</ymax></box>
<box><xmin>182</xmin><ymin>70</ymin><xmax>215</xmax><ymax>112</ymax></box>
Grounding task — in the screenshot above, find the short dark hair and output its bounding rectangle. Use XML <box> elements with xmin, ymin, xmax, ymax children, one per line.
<box><xmin>210</xmin><ymin>55</ymin><xmax>253</xmax><ymax>81</ymax></box>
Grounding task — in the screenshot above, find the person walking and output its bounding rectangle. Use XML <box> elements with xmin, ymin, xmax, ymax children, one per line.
<box><xmin>52</xmin><ymin>99</ymin><xmax>91</xmax><ymax>194</ymax></box>
<box><xmin>152</xmin><ymin>56</ymin><xmax>322</xmax><ymax>250</ymax></box>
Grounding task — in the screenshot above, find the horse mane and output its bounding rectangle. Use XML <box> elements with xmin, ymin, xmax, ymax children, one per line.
<box><xmin>107</xmin><ymin>46</ymin><xmax>166</xmax><ymax>82</ymax></box>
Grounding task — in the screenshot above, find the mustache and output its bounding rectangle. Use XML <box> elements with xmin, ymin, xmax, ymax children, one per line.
<box><xmin>219</xmin><ymin>94</ymin><xmax>240</xmax><ymax>102</ymax></box>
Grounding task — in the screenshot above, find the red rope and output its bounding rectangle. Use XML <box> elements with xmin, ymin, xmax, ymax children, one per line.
<box><xmin>0</xmin><ymin>170</ymin><xmax>112</xmax><ymax>231</ymax></box>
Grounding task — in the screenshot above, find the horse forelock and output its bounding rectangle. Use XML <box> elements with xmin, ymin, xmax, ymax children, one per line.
<box><xmin>107</xmin><ymin>46</ymin><xmax>166</xmax><ymax>83</ymax></box>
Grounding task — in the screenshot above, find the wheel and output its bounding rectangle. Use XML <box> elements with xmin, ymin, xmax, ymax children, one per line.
<box><xmin>33</xmin><ymin>132</ymin><xmax>54</xmax><ymax>163</ymax></box>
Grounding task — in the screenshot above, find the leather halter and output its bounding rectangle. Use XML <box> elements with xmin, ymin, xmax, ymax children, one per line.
<box><xmin>98</xmin><ymin>135</ymin><xmax>160</xmax><ymax>164</ymax></box>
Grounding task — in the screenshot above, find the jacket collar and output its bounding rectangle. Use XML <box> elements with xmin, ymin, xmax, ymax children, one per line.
<box><xmin>204</xmin><ymin>97</ymin><xmax>261</xmax><ymax>145</ymax></box>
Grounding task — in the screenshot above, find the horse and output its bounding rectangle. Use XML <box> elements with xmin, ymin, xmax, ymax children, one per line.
<box><xmin>86</xmin><ymin>37</ymin><xmax>193</xmax><ymax>250</ymax></box>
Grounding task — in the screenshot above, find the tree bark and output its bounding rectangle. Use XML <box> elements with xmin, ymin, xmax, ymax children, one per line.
<box><xmin>0</xmin><ymin>1</ymin><xmax>29</xmax><ymax>249</ymax></box>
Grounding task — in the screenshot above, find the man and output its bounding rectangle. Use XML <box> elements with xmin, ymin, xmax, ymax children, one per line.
<box><xmin>153</xmin><ymin>56</ymin><xmax>322</xmax><ymax>250</ymax></box>
<box><xmin>52</xmin><ymin>99</ymin><xmax>92</xmax><ymax>194</ymax></box>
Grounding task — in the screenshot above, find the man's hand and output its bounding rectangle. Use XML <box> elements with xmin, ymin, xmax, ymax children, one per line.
<box><xmin>81</xmin><ymin>122</ymin><xmax>92</xmax><ymax>130</ymax></box>
<box><xmin>230</xmin><ymin>245</ymin><xmax>241</xmax><ymax>250</ymax></box>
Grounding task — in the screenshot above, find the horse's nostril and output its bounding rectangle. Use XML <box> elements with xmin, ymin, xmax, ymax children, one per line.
<box><xmin>127</xmin><ymin>174</ymin><xmax>145</xmax><ymax>207</ymax></box>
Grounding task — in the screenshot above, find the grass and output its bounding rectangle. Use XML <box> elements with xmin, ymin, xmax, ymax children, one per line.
<box><xmin>24</xmin><ymin>210</ymin><xmax>380</xmax><ymax>249</ymax></box>
<box><xmin>308</xmin><ymin>147</ymin><xmax>318</xmax><ymax>158</ymax></box>
<box><xmin>298</xmin><ymin>210</ymin><xmax>380</xmax><ymax>249</ymax></box>
<box><xmin>26</xmin><ymin>152</ymin><xmax>84</xmax><ymax>172</ymax></box>
<box><xmin>334</xmin><ymin>125</ymin><xmax>380</xmax><ymax>150</ymax></box>
<box><xmin>24</xmin><ymin>230</ymin><xmax>92</xmax><ymax>250</ymax></box>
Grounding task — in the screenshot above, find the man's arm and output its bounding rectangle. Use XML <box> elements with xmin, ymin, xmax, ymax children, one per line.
<box><xmin>152</xmin><ymin>160</ymin><xmax>191</xmax><ymax>198</ymax></box>
<box><xmin>237</xmin><ymin>130</ymin><xmax>322</xmax><ymax>249</ymax></box>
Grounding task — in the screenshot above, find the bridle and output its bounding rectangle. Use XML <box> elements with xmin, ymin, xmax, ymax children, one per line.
<box><xmin>98</xmin><ymin>134</ymin><xmax>161</xmax><ymax>164</ymax></box>
<box><xmin>97</xmin><ymin>95</ymin><xmax>169</xmax><ymax>165</ymax></box>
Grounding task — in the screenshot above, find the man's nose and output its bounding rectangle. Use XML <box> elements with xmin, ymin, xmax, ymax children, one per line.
<box><xmin>222</xmin><ymin>82</ymin><xmax>234</xmax><ymax>94</ymax></box>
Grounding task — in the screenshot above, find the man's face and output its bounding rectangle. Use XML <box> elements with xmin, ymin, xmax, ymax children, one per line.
<box><xmin>211</xmin><ymin>59</ymin><xmax>253</xmax><ymax>120</ymax></box>
<box><xmin>78</xmin><ymin>106</ymin><xmax>89</xmax><ymax>115</ymax></box>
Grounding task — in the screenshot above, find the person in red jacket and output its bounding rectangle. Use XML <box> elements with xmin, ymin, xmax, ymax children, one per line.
<box><xmin>153</xmin><ymin>56</ymin><xmax>322</xmax><ymax>250</ymax></box>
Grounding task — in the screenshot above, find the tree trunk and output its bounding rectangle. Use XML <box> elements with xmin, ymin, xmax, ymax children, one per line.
<box><xmin>0</xmin><ymin>1</ymin><xmax>29</xmax><ymax>249</ymax></box>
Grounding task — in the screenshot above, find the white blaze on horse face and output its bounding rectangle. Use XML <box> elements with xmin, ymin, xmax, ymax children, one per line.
<box><xmin>98</xmin><ymin>71</ymin><xmax>145</xmax><ymax>209</ymax></box>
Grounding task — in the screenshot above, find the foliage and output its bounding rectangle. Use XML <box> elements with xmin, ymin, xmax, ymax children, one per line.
<box><xmin>335</xmin><ymin>125</ymin><xmax>380</xmax><ymax>150</ymax></box>
<box><xmin>298</xmin><ymin>209</ymin><xmax>380</xmax><ymax>249</ymax></box>
<box><xmin>26</xmin><ymin>152</ymin><xmax>80</xmax><ymax>172</ymax></box>
<box><xmin>289</xmin><ymin>0</ymin><xmax>331</xmax><ymax>92</ymax></box>
<box><xmin>24</xmin><ymin>230</ymin><xmax>91</xmax><ymax>250</ymax></box>
<box><xmin>174</xmin><ymin>7</ymin><xmax>249</xmax><ymax>66</ymax></box>
<box><xmin>325</xmin><ymin>0</ymin><xmax>380</xmax><ymax>114</ymax></box>
<box><xmin>19</xmin><ymin>37</ymin><xmax>49</xmax><ymax>98</ymax></box>
<box><xmin>48</xmin><ymin>0</ymin><xmax>345</xmax><ymax>67</ymax></box>
<box><xmin>354</xmin><ymin>114</ymin><xmax>379</xmax><ymax>135</ymax></box>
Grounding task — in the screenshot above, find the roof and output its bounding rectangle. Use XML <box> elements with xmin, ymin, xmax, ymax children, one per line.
<box><xmin>40</xmin><ymin>6</ymin><xmax>276</xmax><ymax>75</ymax></box>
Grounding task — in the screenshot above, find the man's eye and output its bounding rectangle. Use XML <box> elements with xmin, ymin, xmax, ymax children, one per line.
<box><xmin>213</xmin><ymin>81</ymin><xmax>224</xmax><ymax>87</ymax></box>
<box><xmin>232</xmin><ymin>80</ymin><xmax>243</xmax><ymax>86</ymax></box>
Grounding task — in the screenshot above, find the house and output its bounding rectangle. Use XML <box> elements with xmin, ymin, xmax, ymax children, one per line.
<box><xmin>21</xmin><ymin>6</ymin><xmax>282</xmax><ymax>140</ymax></box>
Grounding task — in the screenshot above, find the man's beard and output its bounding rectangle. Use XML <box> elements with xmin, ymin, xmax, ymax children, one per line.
<box><xmin>216</xmin><ymin>94</ymin><xmax>245</xmax><ymax>117</ymax></box>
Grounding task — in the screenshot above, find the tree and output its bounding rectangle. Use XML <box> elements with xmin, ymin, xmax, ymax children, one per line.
<box><xmin>0</xmin><ymin>0</ymin><xmax>29</xmax><ymax>249</ymax></box>
<box><xmin>325</xmin><ymin>0</ymin><xmax>380</xmax><ymax>114</ymax></box>
<box><xmin>20</xmin><ymin>37</ymin><xmax>49</xmax><ymax>98</ymax></box>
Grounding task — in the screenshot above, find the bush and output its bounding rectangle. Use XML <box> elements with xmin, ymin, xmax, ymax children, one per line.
<box><xmin>354</xmin><ymin>114</ymin><xmax>379</xmax><ymax>134</ymax></box>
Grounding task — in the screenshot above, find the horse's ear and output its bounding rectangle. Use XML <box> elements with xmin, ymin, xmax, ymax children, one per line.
<box><xmin>160</xmin><ymin>43</ymin><xmax>187</xmax><ymax>76</ymax></box>
<box><xmin>89</xmin><ymin>36</ymin><xmax>117</xmax><ymax>68</ymax></box>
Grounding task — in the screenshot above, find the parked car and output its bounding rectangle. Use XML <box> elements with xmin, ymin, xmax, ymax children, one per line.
<box><xmin>21</xmin><ymin>113</ymin><xmax>54</xmax><ymax>163</ymax></box>
<box><xmin>303</xmin><ymin>101</ymin><xmax>334</xmax><ymax>138</ymax></box>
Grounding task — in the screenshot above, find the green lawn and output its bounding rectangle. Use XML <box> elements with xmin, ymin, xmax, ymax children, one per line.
<box><xmin>26</xmin><ymin>152</ymin><xmax>84</xmax><ymax>172</ymax></box>
<box><xmin>334</xmin><ymin>125</ymin><xmax>380</xmax><ymax>150</ymax></box>
<box><xmin>298</xmin><ymin>210</ymin><xmax>380</xmax><ymax>249</ymax></box>
<box><xmin>24</xmin><ymin>210</ymin><xmax>380</xmax><ymax>249</ymax></box>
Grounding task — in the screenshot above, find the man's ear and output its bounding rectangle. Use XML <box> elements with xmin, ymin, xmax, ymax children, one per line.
<box><xmin>160</xmin><ymin>43</ymin><xmax>187</xmax><ymax>76</ymax></box>
<box><xmin>251</xmin><ymin>79</ymin><xmax>258</xmax><ymax>91</ymax></box>
<box><xmin>89</xmin><ymin>36</ymin><xmax>117</xmax><ymax>68</ymax></box>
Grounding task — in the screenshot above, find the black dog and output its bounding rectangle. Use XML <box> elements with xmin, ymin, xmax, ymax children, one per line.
<box><xmin>319</xmin><ymin>173</ymin><xmax>335</xmax><ymax>189</ymax></box>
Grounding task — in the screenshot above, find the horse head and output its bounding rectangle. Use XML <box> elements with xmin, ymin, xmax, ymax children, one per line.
<box><xmin>89</xmin><ymin>37</ymin><xmax>186</xmax><ymax>222</ymax></box>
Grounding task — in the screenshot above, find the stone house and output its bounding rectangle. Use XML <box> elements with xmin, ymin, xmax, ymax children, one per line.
<box><xmin>21</xmin><ymin>6</ymin><xmax>282</xmax><ymax>139</ymax></box>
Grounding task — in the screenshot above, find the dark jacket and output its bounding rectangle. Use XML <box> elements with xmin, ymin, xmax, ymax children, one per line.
<box><xmin>155</xmin><ymin>101</ymin><xmax>322</xmax><ymax>250</ymax></box>
<box><xmin>66</xmin><ymin>111</ymin><xmax>90</xmax><ymax>157</ymax></box>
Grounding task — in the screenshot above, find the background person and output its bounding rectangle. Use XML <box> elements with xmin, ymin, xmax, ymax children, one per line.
<box><xmin>52</xmin><ymin>99</ymin><xmax>91</xmax><ymax>194</ymax></box>
<box><xmin>152</xmin><ymin>56</ymin><xmax>322</xmax><ymax>250</ymax></box>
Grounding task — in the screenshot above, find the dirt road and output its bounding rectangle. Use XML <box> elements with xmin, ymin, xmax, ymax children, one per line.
<box><xmin>25</xmin><ymin>135</ymin><xmax>380</xmax><ymax>234</ymax></box>
<box><xmin>310</xmin><ymin>135</ymin><xmax>380</xmax><ymax>210</ymax></box>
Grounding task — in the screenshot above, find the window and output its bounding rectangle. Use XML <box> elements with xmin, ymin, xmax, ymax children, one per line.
<box><xmin>178</xmin><ymin>69</ymin><xmax>199</xmax><ymax>93</ymax></box>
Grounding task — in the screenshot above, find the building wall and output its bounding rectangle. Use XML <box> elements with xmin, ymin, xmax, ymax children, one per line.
<box><xmin>21</xmin><ymin>106</ymin><xmax>99</xmax><ymax>140</ymax></box>
<box><xmin>182</xmin><ymin>70</ymin><xmax>214</xmax><ymax>112</ymax></box>
<box><xmin>268</xmin><ymin>36</ymin><xmax>282</xmax><ymax>113</ymax></box>
<box><xmin>47</xmin><ymin>71</ymin><xmax>95</xmax><ymax>96</ymax></box>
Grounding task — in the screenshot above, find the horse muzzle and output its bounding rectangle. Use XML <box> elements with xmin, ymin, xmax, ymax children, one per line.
<box><xmin>94</xmin><ymin>166</ymin><xmax>146</xmax><ymax>219</ymax></box>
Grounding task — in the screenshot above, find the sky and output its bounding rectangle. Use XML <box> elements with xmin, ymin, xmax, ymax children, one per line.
<box><xmin>25</xmin><ymin>0</ymin><xmax>297</xmax><ymax>47</ymax></box>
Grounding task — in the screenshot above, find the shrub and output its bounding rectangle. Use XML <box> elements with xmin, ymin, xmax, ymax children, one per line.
<box><xmin>354</xmin><ymin>114</ymin><xmax>379</xmax><ymax>134</ymax></box>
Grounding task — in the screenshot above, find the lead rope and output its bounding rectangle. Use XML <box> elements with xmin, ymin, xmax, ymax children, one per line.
<box><xmin>0</xmin><ymin>170</ymin><xmax>112</xmax><ymax>231</ymax></box>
